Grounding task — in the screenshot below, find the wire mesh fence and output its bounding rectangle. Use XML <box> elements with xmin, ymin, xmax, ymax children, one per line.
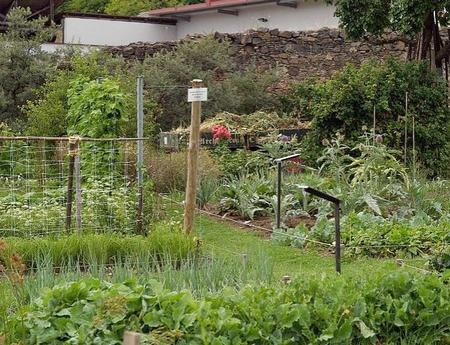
<box><xmin>0</xmin><ymin>136</ymin><xmax>149</xmax><ymax>237</ymax></box>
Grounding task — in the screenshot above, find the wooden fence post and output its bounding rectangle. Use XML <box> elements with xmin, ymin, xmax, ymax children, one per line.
<box><xmin>123</xmin><ymin>331</ymin><xmax>141</xmax><ymax>345</ymax></box>
<box><xmin>183</xmin><ymin>79</ymin><xmax>204</xmax><ymax>234</ymax></box>
<box><xmin>74</xmin><ymin>140</ymin><xmax>82</xmax><ymax>233</ymax></box>
<box><xmin>65</xmin><ymin>137</ymin><xmax>79</xmax><ymax>233</ymax></box>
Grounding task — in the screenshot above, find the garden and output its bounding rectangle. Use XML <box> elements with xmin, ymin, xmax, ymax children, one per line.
<box><xmin>0</xmin><ymin>5</ymin><xmax>450</xmax><ymax>345</ymax></box>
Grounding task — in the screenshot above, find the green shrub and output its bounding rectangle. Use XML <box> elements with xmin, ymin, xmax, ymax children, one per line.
<box><xmin>285</xmin><ymin>59</ymin><xmax>450</xmax><ymax>176</ymax></box>
<box><xmin>138</xmin><ymin>36</ymin><xmax>280</xmax><ymax>131</ymax></box>
<box><xmin>24</xmin><ymin>51</ymin><xmax>146</xmax><ymax>138</ymax></box>
<box><xmin>67</xmin><ymin>77</ymin><xmax>128</xmax><ymax>138</ymax></box>
<box><xmin>10</xmin><ymin>272</ymin><xmax>450</xmax><ymax>344</ymax></box>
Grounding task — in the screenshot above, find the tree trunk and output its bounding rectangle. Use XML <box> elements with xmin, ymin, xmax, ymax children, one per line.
<box><xmin>418</xmin><ymin>12</ymin><xmax>434</xmax><ymax>61</ymax></box>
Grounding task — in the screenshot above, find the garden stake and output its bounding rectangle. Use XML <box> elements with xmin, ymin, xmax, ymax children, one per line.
<box><xmin>276</xmin><ymin>160</ymin><xmax>282</xmax><ymax>229</ymax></box>
<box><xmin>296</xmin><ymin>186</ymin><xmax>342</xmax><ymax>274</ymax></box>
<box><xmin>334</xmin><ymin>200</ymin><xmax>341</xmax><ymax>274</ymax></box>
<box><xmin>275</xmin><ymin>154</ymin><xmax>301</xmax><ymax>230</ymax></box>
<box><xmin>404</xmin><ymin>92</ymin><xmax>408</xmax><ymax>165</ymax></box>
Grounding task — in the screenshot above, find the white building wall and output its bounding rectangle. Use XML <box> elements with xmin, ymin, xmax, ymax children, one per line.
<box><xmin>176</xmin><ymin>0</ymin><xmax>338</xmax><ymax>39</ymax></box>
<box><xmin>63</xmin><ymin>17</ymin><xmax>177</xmax><ymax>46</ymax></box>
<box><xmin>41</xmin><ymin>43</ymin><xmax>97</xmax><ymax>54</ymax></box>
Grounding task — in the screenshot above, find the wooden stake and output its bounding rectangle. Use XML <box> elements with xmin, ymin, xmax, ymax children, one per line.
<box><xmin>184</xmin><ymin>79</ymin><xmax>203</xmax><ymax>234</ymax></box>
<box><xmin>123</xmin><ymin>332</ymin><xmax>141</xmax><ymax>345</ymax></box>
<box><xmin>65</xmin><ymin>137</ymin><xmax>78</xmax><ymax>233</ymax></box>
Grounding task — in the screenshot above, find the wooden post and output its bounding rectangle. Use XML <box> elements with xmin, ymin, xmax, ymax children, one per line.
<box><xmin>65</xmin><ymin>137</ymin><xmax>78</xmax><ymax>233</ymax></box>
<box><xmin>183</xmin><ymin>79</ymin><xmax>204</xmax><ymax>234</ymax></box>
<box><xmin>49</xmin><ymin>0</ymin><xmax>55</xmax><ymax>23</ymax></box>
<box><xmin>123</xmin><ymin>332</ymin><xmax>141</xmax><ymax>345</ymax></box>
<box><xmin>74</xmin><ymin>141</ymin><xmax>82</xmax><ymax>233</ymax></box>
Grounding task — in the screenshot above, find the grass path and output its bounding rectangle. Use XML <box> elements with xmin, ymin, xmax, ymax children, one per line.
<box><xmin>194</xmin><ymin>215</ymin><xmax>424</xmax><ymax>280</ymax></box>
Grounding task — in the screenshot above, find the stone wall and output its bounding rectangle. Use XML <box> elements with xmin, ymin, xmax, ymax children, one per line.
<box><xmin>107</xmin><ymin>28</ymin><xmax>408</xmax><ymax>81</ymax></box>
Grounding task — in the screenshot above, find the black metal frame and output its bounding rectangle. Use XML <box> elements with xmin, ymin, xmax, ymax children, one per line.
<box><xmin>275</xmin><ymin>155</ymin><xmax>342</xmax><ymax>273</ymax></box>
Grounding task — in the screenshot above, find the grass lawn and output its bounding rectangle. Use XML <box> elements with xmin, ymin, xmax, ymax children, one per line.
<box><xmin>194</xmin><ymin>214</ymin><xmax>426</xmax><ymax>280</ymax></box>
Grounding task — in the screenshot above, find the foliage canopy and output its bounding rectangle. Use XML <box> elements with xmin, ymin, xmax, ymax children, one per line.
<box><xmin>327</xmin><ymin>0</ymin><xmax>450</xmax><ymax>66</ymax></box>
<box><xmin>284</xmin><ymin>58</ymin><xmax>450</xmax><ymax>176</ymax></box>
<box><xmin>61</xmin><ymin>0</ymin><xmax>203</xmax><ymax>16</ymax></box>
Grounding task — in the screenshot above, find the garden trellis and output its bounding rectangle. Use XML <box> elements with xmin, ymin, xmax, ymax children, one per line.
<box><xmin>0</xmin><ymin>136</ymin><xmax>150</xmax><ymax>237</ymax></box>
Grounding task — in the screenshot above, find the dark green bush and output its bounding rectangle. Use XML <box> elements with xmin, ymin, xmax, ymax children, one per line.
<box><xmin>10</xmin><ymin>272</ymin><xmax>450</xmax><ymax>344</ymax></box>
<box><xmin>284</xmin><ymin>59</ymin><xmax>450</xmax><ymax>176</ymax></box>
<box><xmin>0</xmin><ymin>8</ymin><xmax>55</xmax><ymax>130</ymax></box>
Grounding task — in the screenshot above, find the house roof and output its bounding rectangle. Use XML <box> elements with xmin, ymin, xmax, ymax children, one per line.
<box><xmin>147</xmin><ymin>0</ymin><xmax>287</xmax><ymax>17</ymax></box>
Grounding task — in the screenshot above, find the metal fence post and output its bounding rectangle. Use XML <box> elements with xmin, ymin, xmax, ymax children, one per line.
<box><xmin>276</xmin><ymin>160</ymin><xmax>282</xmax><ymax>229</ymax></box>
<box><xmin>136</xmin><ymin>76</ymin><xmax>145</xmax><ymax>235</ymax></box>
<box><xmin>65</xmin><ymin>137</ymin><xmax>77</xmax><ymax>233</ymax></box>
<box><xmin>334</xmin><ymin>201</ymin><xmax>341</xmax><ymax>274</ymax></box>
<box><xmin>74</xmin><ymin>140</ymin><xmax>82</xmax><ymax>233</ymax></box>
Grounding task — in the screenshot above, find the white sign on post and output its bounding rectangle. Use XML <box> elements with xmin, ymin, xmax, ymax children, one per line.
<box><xmin>188</xmin><ymin>88</ymin><xmax>208</xmax><ymax>102</ymax></box>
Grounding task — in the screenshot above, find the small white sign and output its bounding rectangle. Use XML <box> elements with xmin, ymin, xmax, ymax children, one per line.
<box><xmin>188</xmin><ymin>88</ymin><xmax>208</xmax><ymax>102</ymax></box>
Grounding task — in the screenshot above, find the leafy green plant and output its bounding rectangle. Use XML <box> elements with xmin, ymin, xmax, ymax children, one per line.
<box><xmin>196</xmin><ymin>177</ymin><xmax>219</xmax><ymax>209</ymax></box>
<box><xmin>67</xmin><ymin>77</ymin><xmax>128</xmax><ymax>137</ymax></box>
<box><xmin>9</xmin><ymin>272</ymin><xmax>450</xmax><ymax>344</ymax></box>
<box><xmin>429</xmin><ymin>245</ymin><xmax>450</xmax><ymax>273</ymax></box>
<box><xmin>342</xmin><ymin>212</ymin><xmax>450</xmax><ymax>258</ymax></box>
<box><xmin>272</xmin><ymin>224</ymin><xmax>309</xmax><ymax>249</ymax></box>
<box><xmin>219</xmin><ymin>173</ymin><xmax>274</xmax><ymax>220</ymax></box>
<box><xmin>24</xmin><ymin>51</ymin><xmax>143</xmax><ymax>138</ymax></box>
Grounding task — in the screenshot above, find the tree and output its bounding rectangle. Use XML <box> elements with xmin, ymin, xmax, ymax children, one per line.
<box><xmin>326</xmin><ymin>0</ymin><xmax>450</xmax><ymax>71</ymax></box>
<box><xmin>60</xmin><ymin>0</ymin><xmax>110</xmax><ymax>13</ymax></box>
<box><xmin>286</xmin><ymin>58</ymin><xmax>450</xmax><ymax>176</ymax></box>
<box><xmin>0</xmin><ymin>7</ymin><xmax>55</xmax><ymax>130</ymax></box>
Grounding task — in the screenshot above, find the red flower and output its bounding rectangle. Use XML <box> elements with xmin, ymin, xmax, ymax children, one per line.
<box><xmin>212</xmin><ymin>125</ymin><xmax>231</xmax><ymax>142</ymax></box>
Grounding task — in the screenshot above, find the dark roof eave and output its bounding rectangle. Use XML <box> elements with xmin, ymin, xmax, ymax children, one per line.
<box><xmin>60</xmin><ymin>12</ymin><xmax>177</xmax><ymax>25</ymax></box>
